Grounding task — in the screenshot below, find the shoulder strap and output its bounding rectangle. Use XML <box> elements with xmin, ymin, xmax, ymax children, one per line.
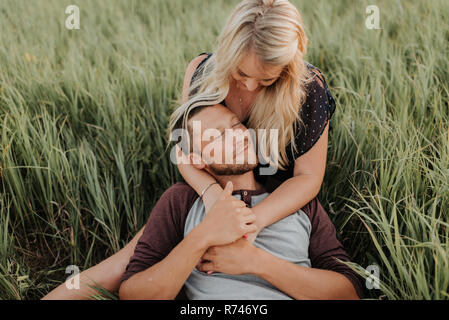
<box><xmin>189</xmin><ymin>52</ymin><xmax>213</xmax><ymax>90</ymax></box>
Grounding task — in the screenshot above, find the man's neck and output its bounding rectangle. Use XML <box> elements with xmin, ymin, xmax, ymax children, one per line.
<box><xmin>214</xmin><ymin>170</ymin><xmax>261</xmax><ymax>191</ymax></box>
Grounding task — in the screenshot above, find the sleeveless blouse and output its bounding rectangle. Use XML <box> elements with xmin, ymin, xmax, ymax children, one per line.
<box><xmin>189</xmin><ymin>52</ymin><xmax>336</xmax><ymax>192</ymax></box>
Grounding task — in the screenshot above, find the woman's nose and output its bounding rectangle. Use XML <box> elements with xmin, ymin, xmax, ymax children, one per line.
<box><xmin>243</xmin><ymin>79</ymin><xmax>259</xmax><ymax>91</ymax></box>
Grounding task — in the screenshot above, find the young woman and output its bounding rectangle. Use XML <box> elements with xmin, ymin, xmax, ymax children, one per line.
<box><xmin>42</xmin><ymin>0</ymin><xmax>336</xmax><ymax>299</ymax></box>
<box><xmin>171</xmin><ymin>0</ymin><xmax>336</xmax><ymax>243</ymax></box>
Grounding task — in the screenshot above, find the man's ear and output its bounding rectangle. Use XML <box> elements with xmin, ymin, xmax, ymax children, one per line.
<box><xmin>189</xmin><ymin>152</ymin><xmax>206</xmax><ymax>170</ymax></box>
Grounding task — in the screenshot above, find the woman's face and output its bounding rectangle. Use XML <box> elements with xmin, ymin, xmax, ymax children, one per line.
<box><xmin>231</xmin><ymin>50</ymin><xmax>284</xmax><ymax>92</ymax></box>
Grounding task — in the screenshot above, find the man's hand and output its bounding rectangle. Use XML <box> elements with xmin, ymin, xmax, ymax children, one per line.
<box><xmin>197</xmin><ymin>219</ymin><xmax>261</xmax><ymax>272</ymax></box>
<box><xmin>243</xmin><ymin>228</ymin><xmax>260</xmax><ymax>244</ymax></box>
<box><xmin>196</xmin><ymin>181</ymin><xmax>257</xmax><ymax>247</ymax></box>
<box><xmin>197</xmin><ymin>238</ymin><xmax>259</xmax><ymax>275</ymax></box>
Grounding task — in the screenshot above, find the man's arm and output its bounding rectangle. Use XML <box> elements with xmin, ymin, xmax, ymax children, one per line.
<box><xmin>251</xmin><ymin>248</ymin><xmax>359</xmax><ymax>300</ymax></box>
<box><xmin>119</xmin><ymin>181</ymin><xmax>256</xmax><ymax>299</ymax></box>
<box><xmin>199</xmin><ymin>238</ymin><xmax>360</xmax><ymax>300</ymax></box>
<box><xmin>117</xmin><ymin>182</ymin><xmax>200</xmax><ymax>300</ymax></box>
<box><xmin>199</xmin><ymin>197</ymin><xmax>364</xmax><ymax>299</ymax></box>
<box><xmin>253</xmin><ymin>197</ymin><xmax>363</xmax><ymax>299</ymax></box>
<box><xmin>119</xmin><ymin>226</ymin><xmax>209</xmax><ymax>300</ymax></box>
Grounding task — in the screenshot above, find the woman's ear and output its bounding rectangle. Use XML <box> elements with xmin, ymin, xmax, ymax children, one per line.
<box><xmin>190</xmin><ymin>152</ymin><xmax>206</xmax><ymax>170</ymax></box>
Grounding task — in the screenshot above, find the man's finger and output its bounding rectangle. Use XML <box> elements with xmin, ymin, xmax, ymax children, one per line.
<box><xmin>202</xmin><ymin>252</ymin><xmax>213</xmax><ymax>260</ymax></box>
<box><xmin>198</xmin><ymin>262</ymin><xmax>214</xmax><ymax>272</ymax></box>
<box><xmin>223</xmin><ymin>181</ymin><xmax>233</xmax><ymax>196</ymax></box>
<box><xmin>243</xmin><ymin>224</ymin><xmax>258</xmax><ymax>234</ymax></box>
<box><xmin>232</xmin><ymin>200</ymin><xmax>246</xmax><ymax>209</ymax></box>
<box><xmin>239</xmin><ymin>207</ymin><xmax>254</xmax><ymax>216</ymax></box>
<box><xmin>241</xmin><ymin>213</ymin><xmax>256</xmax><ymax>224</ymax></box>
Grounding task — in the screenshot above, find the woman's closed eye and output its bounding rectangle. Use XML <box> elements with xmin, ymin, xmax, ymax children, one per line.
<box><xmin>239</xmin><ymin>71</ymin><xmax>275</xmax><ymax>86</ymax></box>
<box><xmin>238</xmin><ymin>70</ymin><xmax>247</xmax><ymax>78</ymax></box>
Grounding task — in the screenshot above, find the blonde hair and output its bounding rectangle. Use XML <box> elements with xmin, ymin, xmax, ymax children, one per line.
<box><xmin>169</xmin><ymin>0</ymin><xmax>313</xmax><ymax>170</ymax></box>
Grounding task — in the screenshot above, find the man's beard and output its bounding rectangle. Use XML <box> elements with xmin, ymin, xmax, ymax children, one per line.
<box><xmin>208</xmin><ymin>162</ymin><xmax>258</xmax><ymax>176</ymax></box>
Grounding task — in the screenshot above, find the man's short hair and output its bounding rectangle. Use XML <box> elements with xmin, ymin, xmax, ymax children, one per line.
<box><xmin>172</xmin><ymin>104</ymin><xmax>212</xmax><ymax>154</ymax></box>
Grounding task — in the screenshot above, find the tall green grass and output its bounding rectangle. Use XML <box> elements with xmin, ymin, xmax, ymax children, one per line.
<box><xmin>0</xmin><ymin>0</ymin><xmax>447</xmax><ymax>299</ymax></box>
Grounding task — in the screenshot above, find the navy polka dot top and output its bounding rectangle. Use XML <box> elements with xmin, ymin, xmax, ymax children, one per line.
<box><xmin>190</xmin><ymin>52</ymin><xmax>336</xmax><ymax>192</ymax></box>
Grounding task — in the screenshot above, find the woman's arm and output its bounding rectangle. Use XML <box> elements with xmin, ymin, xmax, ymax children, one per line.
<box><xmin>179</xmin><ymin>54</ymin><xmax>328</xmax><ymax>227</ymax></box>
<box><xmin>250</xmin><ymin>122</ymin><xmax>329</xmax><ymax>232</ymax></box>
<box><xmin>177</xmin><ymin>54</ymin><xmax>225</xmax><ymax>212</ymax></box>
<box><xmin>177</xmin><ymin>159</ymin><xmax>224</xmax><ymax>212</ymax></box>
<box><xmin>247</xmin><ymin>68</ymin><xmax>332</xmax><ymax>234</ymax></box>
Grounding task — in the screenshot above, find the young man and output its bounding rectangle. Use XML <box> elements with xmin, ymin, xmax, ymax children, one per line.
<box><xmin>119</xmin><ymin>104</ymin><xmax>364</xmax><ymax>300</ymax></box>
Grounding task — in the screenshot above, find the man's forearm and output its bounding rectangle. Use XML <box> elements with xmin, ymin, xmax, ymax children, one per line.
<box><xmin>251</xmin><ymin>247</ymin><xmax>359</xmax><ymax>300</ymax></box>
<box><xmin>119</xmin><ymin>226</ymin><xmax>209</xmax><ymax>300</ymax></box>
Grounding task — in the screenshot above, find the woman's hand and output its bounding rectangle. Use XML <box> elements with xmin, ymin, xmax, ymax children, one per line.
<box><xmin>197</xmin><ymin>238</ymin><xmax>260</xmax><ymax>275</ymax></box>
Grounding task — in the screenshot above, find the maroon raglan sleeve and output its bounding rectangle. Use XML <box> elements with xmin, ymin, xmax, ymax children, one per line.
<box><xmin>120</xmin><ymin>182</ymin><xmax>199</xmax><ymax>284</ymax></box>
<box><xmin>302</xmin><ymin>197</ymin><xmax>365</xmax><ymax>299</ymax></box>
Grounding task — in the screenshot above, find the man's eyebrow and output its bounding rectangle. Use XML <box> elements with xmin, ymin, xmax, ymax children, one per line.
<box><xmin>215</xmin><ymin>116</ymin><xmax>239</xmax><ymax>136</ymax></box>
<box><xmin>207</xmin><ymin>115</ymin><xmax>241</xmax><ymax>137</ymax></box>
<box><xmin>237</xmin><ymin>67</ymin><xmax>276</xmax><ymax>81</ymax></box>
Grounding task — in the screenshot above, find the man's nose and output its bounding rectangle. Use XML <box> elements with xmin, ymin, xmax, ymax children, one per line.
<box><xmin>233</xmin><ymin>132</ymin><xmax>248</xmax><ymax>149</ymax></box>
<box><xmin>243</xmin><ymin>78</ymin><xmax>259</xmax><ymax>91</ymax></box>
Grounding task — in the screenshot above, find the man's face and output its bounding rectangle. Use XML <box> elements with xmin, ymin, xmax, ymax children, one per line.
<box><xmin>188</xmin><ymin>104</ymin><xmax>258</xmax><ymax>176</ymax></box>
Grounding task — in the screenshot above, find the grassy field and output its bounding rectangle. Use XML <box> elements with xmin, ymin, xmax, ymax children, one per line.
<box><xmin>0</xmin><ymin>0</ymin><xmax>448</xmax><ymax>300</ymax></box>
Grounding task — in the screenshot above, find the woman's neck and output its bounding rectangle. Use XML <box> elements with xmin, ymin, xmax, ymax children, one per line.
<box><xmin>227</xmin><ymin>78</ymin><xmax>260</xmax><ymax>122</ymax></box>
